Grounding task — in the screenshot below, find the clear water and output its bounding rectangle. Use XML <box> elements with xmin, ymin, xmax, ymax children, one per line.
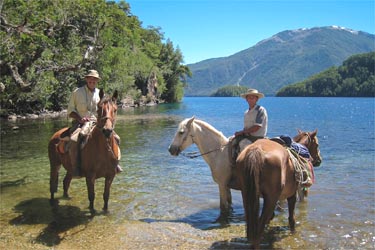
<box><xmin>1</xmin><ymin>97</ymin><xmax>374</xmax><ymax>249</ymax></box>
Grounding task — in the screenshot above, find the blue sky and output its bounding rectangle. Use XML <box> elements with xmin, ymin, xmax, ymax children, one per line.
<box><xmin>126</xmin><ymin>0</ymin><xmax>375</xmax><ymax>64</ymax></box>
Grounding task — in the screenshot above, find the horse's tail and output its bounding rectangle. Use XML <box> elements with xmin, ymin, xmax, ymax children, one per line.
<box><xmin>240</xmin><ymin>146</ymin><xmax>264</xmax><ymax>243</ymax></box>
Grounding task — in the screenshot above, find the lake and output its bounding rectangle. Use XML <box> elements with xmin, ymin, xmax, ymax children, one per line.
<box><xmin>0</xmin><ymin>97</ymin><xmax>374</xmax><ymax>249</ymax></box>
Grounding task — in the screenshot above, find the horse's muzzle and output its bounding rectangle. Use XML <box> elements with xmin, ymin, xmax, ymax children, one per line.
<box><xmin>168</xmin><ymin>145</ymin><xmax>180</xmax><ymax>156</ymax></box>
<box><xmin>313</xmin><ymin>158</ymin><xmax>322</xmax><ymax>167</ymax></box>
<box><xmin>102</xmin><ymin>128</ymin><xmax>113</xmax><ymax>138</ymax></box>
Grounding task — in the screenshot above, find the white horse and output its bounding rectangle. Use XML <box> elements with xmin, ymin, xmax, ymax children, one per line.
<box><xmin>168</xmin><ymin>117</ymin><xmax>241</xmax><ymax>220</ymax></box>
<box><xmin>168</xmin><ymin>117</ymin><xmax>309</xmax><ymax>222</ymax></box>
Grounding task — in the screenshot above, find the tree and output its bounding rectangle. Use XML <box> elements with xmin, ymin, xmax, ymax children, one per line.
<box><xmin>276</xmin><ymin>52</ymin><xmax>375</xmax><ymax>97</ymax></box>
<box><xmin>0</xmin><ymin>0</ymin><xmax>190</xmax><ymax>115</ymax></box>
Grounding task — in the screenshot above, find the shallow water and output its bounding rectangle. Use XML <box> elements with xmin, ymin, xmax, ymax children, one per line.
<box><xmin>0</xmin><ymin>97</ymin><xmax>374</xmax><ymax>249</ymax></box>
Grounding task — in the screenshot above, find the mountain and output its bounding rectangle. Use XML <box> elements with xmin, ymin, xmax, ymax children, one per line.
<box><xmin>184</xmin><ymin>26</ymin><xmax>375</xmax><ymax>96</ymax></box>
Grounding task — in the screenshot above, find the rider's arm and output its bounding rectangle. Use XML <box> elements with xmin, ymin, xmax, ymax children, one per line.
<box><xmin>235</xmin><ymin>125</ymin><xmax>261</xmax><ymax>136</ymax></box>
<box><xmin>69</xmin><ymin>111</ymin><xmax>89</xmax><ymax>124</ymax></box>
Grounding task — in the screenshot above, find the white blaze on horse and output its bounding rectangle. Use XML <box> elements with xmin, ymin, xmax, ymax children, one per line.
<box><xmin>168</xmin><ymin>117</ymin><xmax>239</xmax><ymax>220</ymax></box>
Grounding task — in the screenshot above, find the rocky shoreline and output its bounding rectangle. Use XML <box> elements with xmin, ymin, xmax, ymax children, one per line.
<box><xmin>2</xmin><ymin>98</ymin><xmax>160</xmax><ymax>122</ymax></box>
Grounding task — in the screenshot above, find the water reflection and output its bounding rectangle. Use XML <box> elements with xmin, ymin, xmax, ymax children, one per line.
<box><xmin>1</xmin><ymin>97</ymin><xmax>374</xmax><ymax>249</ymax></box>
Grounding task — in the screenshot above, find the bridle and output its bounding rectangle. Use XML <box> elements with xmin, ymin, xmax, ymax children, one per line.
<box><xmin>96</xmin><ymin>99</ymin><xmax>116</xmax><ymax>130</ymax></box>
<box><xmin>301</xmin><ymin>132</ymin><xmax>312</xmax><ymax>147</ymax></box>
<box><xmin>179</xmin><ymin>122</ymin><xmax>228</xmax><ymax>159</ymax></box>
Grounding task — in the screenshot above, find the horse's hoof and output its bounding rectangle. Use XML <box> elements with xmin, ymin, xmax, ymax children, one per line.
<box><xmin>62</xmin><ymin>194</ymin><xmax>70</xmax><ymax>199</ymax></box>
<box><xmin>215</xmin><ymin>215</ymin><xmax>229</xmax><ymax>225</ymax></box>
<box><xmin>49</xmin><ymin>199</ymin><xmax>59</xmax><ymax>206</ymax></box>
<box><xmin>89</xmin><ymin>207</ymin><xmax>97</xmax><ymax>215</ymax></box>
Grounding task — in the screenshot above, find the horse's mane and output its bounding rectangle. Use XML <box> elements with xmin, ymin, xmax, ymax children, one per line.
<box><xmin>193</xmin><ymin>119</ymin><xmax>228</xmax><ymax>143</ymax></box>
<box><xmin>293</xmin><ymin>131</ymin><xmax>310</xmax><ymax>143</ymax></box>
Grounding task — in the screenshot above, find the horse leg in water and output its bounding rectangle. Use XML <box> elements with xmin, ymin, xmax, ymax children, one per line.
<box><xmin>287</xmin><ymin>193</ymin><xmax>297</xmax><ymax>231</ymax></box>
<box><xmin>103</xmin><ymin>176</ymin><xmax>114</xmax><ymax>211</ymax></box>
<box><xmin>217</xmin><ymin>183</ymin><xmax>232</xmax><ymax>221</ymax></box>
<box><xmin>48</xmin><ymin>139</ymin><xmax>62</xmax><ymax>203</ymax></box>
<box><xmin>62</xmin><ymin>173</ymin><xmax>73</xmax><ymax>198</ymax></box>
<box><xmin>49</xmin><ymin>164</ymin><xmax>60</xmax><ymax>202</ymax></box>
<box><xmin>86</xmin><ymin>175</ymin><xmax>96</xmax><ymax>212</ymax></box>
<box><xmin>257</xmin><ymin>195</ymin><xmax>279</xmax><ymax>247</ymax></box>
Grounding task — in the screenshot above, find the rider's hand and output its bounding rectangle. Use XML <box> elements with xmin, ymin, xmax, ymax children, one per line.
<box><xmin>235</xmin><ymin>131</ymin><xmax>243</xmax><ymax>137</ymax></box>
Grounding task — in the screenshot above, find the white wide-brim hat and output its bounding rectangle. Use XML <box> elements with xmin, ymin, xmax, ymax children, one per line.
<box><xmin>240</xmin><ymin>88</ymin><xmax>264</xmax><ymax>99</ymax></box>
<box><xmin>85</xmin><ymin>69</ymin><xmax>101</xmax><ymax>79</ymax></box>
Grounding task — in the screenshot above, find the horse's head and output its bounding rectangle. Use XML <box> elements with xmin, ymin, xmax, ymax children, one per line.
<box><xmin>168</xmin><ymin>116</ymin><xmax>195</xmax><ymax>156</ymax></box>
<box><xmin>96</xmin><ymin>89</ymin><xmax>118</xmax><ymax>138</ymax></box>
<box><xmin>294</xmin><ymin>129</ymin><xmax>322</xmax><ymax>167</ymax></box>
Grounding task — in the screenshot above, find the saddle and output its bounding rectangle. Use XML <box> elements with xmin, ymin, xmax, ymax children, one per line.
<box><xmin>271</xmin><ymin>135</ymin><xmax>314</xmax><ymax>187</ymax></box>
<box><xmin>228</xmin><ymin>136</ymin><xmax>254</xmax><ymax>166</ymax></box>
<box><xmin>56</xmin><ymin>125</ymin><xmax>121</xmax><ymax>161</ymax></box>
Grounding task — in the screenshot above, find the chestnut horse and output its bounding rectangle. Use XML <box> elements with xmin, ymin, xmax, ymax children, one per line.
<box><xmin>48</xmin><ymin>90</ymin><xmax>120</xmax><ymax>212</ymax></box>
<box><xmin>236</xmin><ymin>130</ymin><xmax>322</xmax><ymax>249</ymax></box>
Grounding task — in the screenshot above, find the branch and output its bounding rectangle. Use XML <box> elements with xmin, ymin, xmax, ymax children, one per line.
<box><xmin>9</xmin><ymin>64</ymin><xmax>31</xmax><ymax>89</ymax></box>
<box><xmin>0</xmin><ymin>15</ymin><xmax>33</xmax><ymax>35</ymax></box>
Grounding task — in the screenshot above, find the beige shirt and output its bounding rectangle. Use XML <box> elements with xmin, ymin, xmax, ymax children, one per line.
<box><xmin>67</xmin><ymin>85</ymin><xmax>100</xmax><ymax>121</ymax></box>
<box><xmin>243</xmin><ymin>105</ymin><xmax>268</xmax><ymax>137</ymax></box>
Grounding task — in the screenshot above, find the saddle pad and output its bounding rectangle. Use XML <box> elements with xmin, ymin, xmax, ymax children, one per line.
<box><xmin>291</xmin><ymin>142</ymin><xmax>311</xmax><ymax>159</ymax></box>
<box><xmin>57</xmin><ymin>140</ymin><xmax>66</xmax><ymax>154</ymax></box>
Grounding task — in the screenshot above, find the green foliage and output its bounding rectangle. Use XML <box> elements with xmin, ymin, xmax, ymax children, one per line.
<box><xmin>276</xmin><ymin>52</ymin><xmax>375</xmax><ymax>97</ymax></box>
<box><xmin>0</xmin><ymin>0</ymin><xmax>189</xmax><ymax>114</ymax></box>
<box><xmin>211</xmin><ymin>85</ymin><xmax>248</xmax><ymax>97</ymax></box>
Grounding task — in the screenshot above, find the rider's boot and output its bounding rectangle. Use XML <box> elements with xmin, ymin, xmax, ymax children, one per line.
<box><xmin>116</xmin><ymin>164</ymin><xmax>123</xmax><ymax>173</ymax></box>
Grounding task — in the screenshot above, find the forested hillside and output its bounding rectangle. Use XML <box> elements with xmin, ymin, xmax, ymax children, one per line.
<box><xmin>185</xmin><ymin>27</ymin><xmax>375</xmax><ymax>96</ymax></box>
<box><xmin>276</xmin><ymin>52</ymin><xmax>375</xmax><ymax>97</ymax></box>
<box><xmin>0</xmin><ymin>0</ymin><xmax>191</xmax><ymax>114</ymax></box>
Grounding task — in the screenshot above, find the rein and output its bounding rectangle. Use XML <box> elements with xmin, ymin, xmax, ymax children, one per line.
<box><xmin>95</xmin><ymin>99</ymin><xmax>118</xmax><ymax>159</ymax></box>
<box><xmin>105</xmin><ymin>136</ymin><xmax>117</xmax><ymax>159</ymax></box>
<box><xmin>181</xmin><ymin>145</ymin><xmax>228</xmax><ymax>159</ymax></box>
<box><xmin>181</xmin><ymin>135</ymin><xmax>228</xmax><ymax>159</ymax></box>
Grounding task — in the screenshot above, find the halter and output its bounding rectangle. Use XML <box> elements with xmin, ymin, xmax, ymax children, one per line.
<box><xmin>180</xmin><ymin>122</ymin><xmax>228</xmax><ymax>159</ymax></box>
<box><xmin>298</xmin><ymin>132</ymin><xmax>317</xmax><ymax>163</ymax></box>
<box><xmin>298</xmin><ymin>132</ymin><xmax>311</xmax><ymax>147</ymax></box>
<box><xmin>96</xmin><ymin>99</ymin><xmax>116</xmax><ymax>130</ymax></box>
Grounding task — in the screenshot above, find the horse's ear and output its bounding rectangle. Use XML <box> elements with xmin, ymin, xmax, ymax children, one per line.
<box><xmin>311</xmin><ymin>129</ymin><xmax>318</xmax><ymax>137</ymax></box>
<box><xmin>297</xmin><ymin>129</ymin><xmax>303</xmax><ymax>134</ymax></box>
<box><xmin>99</xmin><ymin>88</ymin><xmax>104</xmax><ymax>99</ymax></box>
<box><xmin>112</xmin><ymin>90</ymin><xmax>118</xmax><ymax>102</ymax></box>
<box><xmin>187</xmin><ymin>116</ymin><xmax>195</xmax><ymax>127</ymax></box>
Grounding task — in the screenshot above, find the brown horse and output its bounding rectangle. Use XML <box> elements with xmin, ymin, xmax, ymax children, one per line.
<box><xmin>236</xmin><ymin>129</ymin><xmax>322</xmax><ymax>249</ymax></box>
<box><xmin>48</xmin><ymin>89</ymin><xmax>120</xmax><ymax>212</ymax></box>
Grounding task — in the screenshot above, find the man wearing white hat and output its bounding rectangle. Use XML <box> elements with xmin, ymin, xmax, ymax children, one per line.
<box><xmin>67</xmin><ymin>69</ymin><xmax>101</xmax><ymax>125</ymax></box>
<box><xmin>64</xmin><ymin>69</ymin><xmax>122</xmax><ymax>176</ymax></box>
<box><xmin>231</xmin><ymin>88</ymin><xmax>268</xmax><ymax>162</ymax></box>
<box><xmin>235</xmin><ymin>88</ymin><xmax>268</xmax><ymax>139</ymax></box>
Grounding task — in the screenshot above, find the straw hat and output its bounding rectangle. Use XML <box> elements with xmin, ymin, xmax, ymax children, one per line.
<box><xmin>240</xmin><ymin>88</ymin><xmax>264</xmax><ymax>99</ymax></box>
<box><xmin>84</xmin><ymin>69</ymin><xmax>101</xmax><ymax>79</ymax></box>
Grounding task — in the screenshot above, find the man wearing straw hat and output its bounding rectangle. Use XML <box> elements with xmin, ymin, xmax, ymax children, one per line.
<box><xmin>231</xmin><ymin>88</ymin><xmax>268</xmax><ymax>162</ymax></box>
<box><xmin>63</xmin><ymin>69</ymin><xmax>122</xmax><ymax>176</ymax></box>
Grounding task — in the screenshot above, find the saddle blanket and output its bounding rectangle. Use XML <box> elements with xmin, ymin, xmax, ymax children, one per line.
<box><xmin>275</xmin><ymin>135</ymin><xmax>311</xmax><ymax>159</ymax></box>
